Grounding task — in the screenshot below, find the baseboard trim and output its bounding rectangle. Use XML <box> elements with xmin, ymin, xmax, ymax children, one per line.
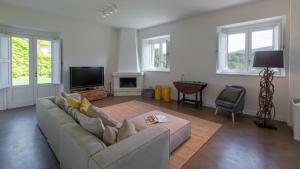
<box><xmin>294</xmin><ymin>134</ymin><xmax>300</xmax><ymax>141</ymax></box>
<box><xmin>201</xmin><ymin>100</ymin><xmax>287</xmax><ymax>122</ymax></box>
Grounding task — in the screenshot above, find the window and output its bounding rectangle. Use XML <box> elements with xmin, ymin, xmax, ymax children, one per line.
<box><xmin>217</xmin><ymin>16</ymin><xmax>285</xmax><ymax>76</ymax></box>
<box><xmin>142</xmin><ymin>35</ymin><xmax>170</xmax><ymax>71</ymax></box>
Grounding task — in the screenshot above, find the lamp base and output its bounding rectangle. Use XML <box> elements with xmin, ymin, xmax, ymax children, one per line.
<box><xmin>254</xmin><ymin>120</ymin><xmax>277</xmax><ymax>130</ymax></box>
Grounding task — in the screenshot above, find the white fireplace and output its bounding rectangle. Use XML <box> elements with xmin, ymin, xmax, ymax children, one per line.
<box><xmin>113</xmin><ymin>72</ymin><xmax>144</xmax><ymax>96</ymax></box>
<box><xmin>112</xmin><ymin>29</ymin><xmax>144</xmax><ymax>96</ymax></box>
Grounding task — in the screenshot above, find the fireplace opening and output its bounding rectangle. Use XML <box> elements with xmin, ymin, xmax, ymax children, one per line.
<box><xmin>120</xmin><ymin>78</ymin><xmax>137</xmax><ymax>88</ymax></box>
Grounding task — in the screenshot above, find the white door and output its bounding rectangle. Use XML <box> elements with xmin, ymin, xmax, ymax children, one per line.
<box><xmin>7</xmin><ymin>36</ymin><xmax>35</xmax><ymax>108</ymax></box>
<box><xmin>6</xmin><ymin>36</ymin><xmax>57</xmax><ymax>109</ymax></box>
<box><xmin>34</xmin><ymin>39</ymin><xmax>57</xmax><ymax>101</ymax></box>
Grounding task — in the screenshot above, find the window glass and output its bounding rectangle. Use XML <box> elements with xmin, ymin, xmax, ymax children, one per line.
<box><xmin>162</xmin><ymin>42</ymin><xmax>168</xmax><ymax>68</ymax></box>
<box><xmin>37</xmin><ymin>40</ymin><xmax>52</xmax><ymax>84</ymax></box>
<box><xmin>252</xmin><ymin>29</ymin><xmax>273</xmax><ymax>50</ymax></box>
<box><xmin>12</xmin><ymin>37</ymin><xmax>30</xmax><ymax>86</ymax></box>
<box><xmin>251</xmin><ymin>29</ymin><xmax>274</xmax><ymax>72</ymax></box>
<box><xmin>153</xmin><ymin>43</ymin><xmax>160</xmax><ymax>68</ymax></box>
<box><xmin>227</xmin><ymin>33</ymin><xmax>246</xmax><ymax>71</ymax></box>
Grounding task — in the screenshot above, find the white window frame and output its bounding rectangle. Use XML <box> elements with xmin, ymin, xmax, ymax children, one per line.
<box><xmin>217</xmin><ymin>16</ymin><xmax>285</xmax><ymax>76</ymax></box>
<box><xmin>142</xmin><ymin>35</ymin><xmax>170</xmax><ymax>72</ymax></box>
<box><xmin>52</xmin><ymin>39</ymin><xmax>62</xmax><ymax>84</ymax></box>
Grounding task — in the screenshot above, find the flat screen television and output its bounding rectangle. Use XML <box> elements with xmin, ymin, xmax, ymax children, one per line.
<box><xmin>70</xmin><ymin>67</ymin><xmax>104</xmax><ymax>90</ymax></box>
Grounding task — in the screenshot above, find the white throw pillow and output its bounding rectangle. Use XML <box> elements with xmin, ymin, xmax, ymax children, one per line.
<box><xmin>61</xmin><ymin>92</ymin><xmax>82</xmax><ymax>101</ymax></box>
<box><xmin>77</xmin><ymin>112</ymin><xmax>105</xmax><ymax>138</ymax></box>
<box><xmin>66</xmin><ymin>107</ymin><xmax>81</xmax><ymax>122</ymax></box>
<box><xmin>103</xmin><ymin>126</ymin><xmax>118</xmax><ymax>145</ymax></box>
<box><xmin>117</xmin><ymin>120</ymin><xmax>137</xmax><ymax>141</ymax></box>
<box><xmin>87</xmin><ymin>105</ymin><xmax>121</xmax><ymax>128</ymax></box>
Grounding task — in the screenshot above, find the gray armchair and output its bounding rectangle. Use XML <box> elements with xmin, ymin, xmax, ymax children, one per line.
<box><xmin>215</xmin><ymin>85</ymin><xmax>246</xmax><ymax>123</ymax></box>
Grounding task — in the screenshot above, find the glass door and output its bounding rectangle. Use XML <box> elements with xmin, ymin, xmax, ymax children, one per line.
<box><xmin>7</xmin><ymin>36</ymin><xmax>35</xmax><ymax>109</ymax></box>
<box><xmin>6</xmin><ymin>37</ymin><xmax>57</xmax><ymax>109</ymax></box>
<box><xmin>34</xmin><ymin>39</ymin><xmax>57</xmax><ymax>100</ymax></box>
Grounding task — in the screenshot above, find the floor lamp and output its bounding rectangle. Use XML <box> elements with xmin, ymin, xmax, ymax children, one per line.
<box><xmin>253</xmin><ymin>51</ymin><xmax>284</xmax><ymax>130</ymax></box>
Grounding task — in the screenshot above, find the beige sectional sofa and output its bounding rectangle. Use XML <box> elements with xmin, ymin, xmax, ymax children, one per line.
<box><xmin>36</xmin><ymin>97</ymin><xmax>170</xmax><ymax>169</ymax></box>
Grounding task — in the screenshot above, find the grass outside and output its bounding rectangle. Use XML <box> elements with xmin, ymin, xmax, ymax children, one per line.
<box><xmin>13</xmin><ymin>76</ymin><xmax>52</xmax><ymax>86</ymax></box>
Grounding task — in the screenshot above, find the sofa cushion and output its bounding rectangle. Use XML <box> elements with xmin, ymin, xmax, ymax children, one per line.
<box><xmin>45</xmin><ymin>107</ymin><xmax>76</xmax><ymax>159</ymax></box>
<box><xmin>36</xmin><ymin>97</ymin><xmax>60</xmax><ymax>136</ymax></box>
<box><xmin>66</xmin><ymin>106</ymin><xmax>106</xmax><ymax>138</ymax></box>
<box><xmin>55</xmin><ymin>96</ymin><xmax>68</xmax><ymax>111</ymax></box>
<box><xmin>38</xmin><ymin>97</ymin><xmax>58</xmax><ymax>110</ymax></box>
<box><xmin>103</xmin><ymin>126</ymin><xmax>118</xmax><ymax>145</ymax></box>
<box><xmin>117</xmin><ymin>120</ymin><xmax>137</xmax><ymax>141</ymax></box>
<box><xmin>87</xmin><ymin>105</ymin><xmax>120</xmax><ymax>128</ymax></box>
<box><xmin>215</xmin><ymin>100</ymin><xmax>235</xmax><ymax>109</ymax></box>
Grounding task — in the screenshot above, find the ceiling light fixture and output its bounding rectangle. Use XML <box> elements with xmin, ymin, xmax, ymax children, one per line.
<box><xmin>102</xmin><ymin>2</ymin><xmax>118</xmax><ymax>18</ymax></box>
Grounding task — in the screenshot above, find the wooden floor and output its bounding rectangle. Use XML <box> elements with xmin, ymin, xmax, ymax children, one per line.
<box><xmin>0</xmin><ymin>96</ymin><xmax>300</xmax><ymax>169</ymax></box>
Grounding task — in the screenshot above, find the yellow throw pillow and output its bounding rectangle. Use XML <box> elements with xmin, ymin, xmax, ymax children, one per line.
<box><xmin>66</xmin><ymin>96</ymin><xmax>81</xmax><ymax>109</ymax></box>
<box><xmin>80</xmin><ymin>98</ymin><xmax>91</xmax><ymax>114</ymax></box>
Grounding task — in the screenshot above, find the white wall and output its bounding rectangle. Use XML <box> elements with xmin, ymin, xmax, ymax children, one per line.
<box><xmin>138</xmin><ymin>0</ymin><xmax>290</xmax><ymax>122</ymax></box>
<box><xmin>117</xmin><ymin>29</ymin><xmax>140</xmax><ymax>72</ymax></box>
<box><xmin>0</xmin><ymin>3</ymin><xmax>119</xmax><ymax>109</ymax></box>
<box><xmin>289</xmin><ymin>0</ymin><xmax>300</xmax><ymax>125</ymax></box>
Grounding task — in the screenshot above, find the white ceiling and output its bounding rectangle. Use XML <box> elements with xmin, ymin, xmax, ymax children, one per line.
<box><xmin>0</xmin><ymin>0</ymin><xmax>259</xmax><ymax>29</ymax></box>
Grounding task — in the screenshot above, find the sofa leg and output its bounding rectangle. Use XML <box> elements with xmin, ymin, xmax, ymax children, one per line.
<box><xmin>232</xmin><ymin>112</ymin><xmax>235</xmax><ymax>123</ymax></box>
<box><xmin>215</xmin><ymin>108</ymin><xmax>219</xmax><ymax>115</ymax></box>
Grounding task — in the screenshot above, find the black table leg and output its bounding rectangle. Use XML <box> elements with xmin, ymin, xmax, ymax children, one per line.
<box><xmin>200</xmin><ymin>90</ymin><xmax>203</xmax><ymax>106</ymax></box>
<box><xmin>195</xmin><ymin>92</ymin><xmax>198</xmax><ymax>108</ymax></box>
<box><xmin>177</xmin><ymin>90</ymin><xmax>180</xmax><ymax>104</ymax></box>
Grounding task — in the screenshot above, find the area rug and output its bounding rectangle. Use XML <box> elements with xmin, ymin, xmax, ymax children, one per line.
<box><xmin>100</xmin><ymin>100</ymin><xmax>222</xmax><ymax>169</ymax></box>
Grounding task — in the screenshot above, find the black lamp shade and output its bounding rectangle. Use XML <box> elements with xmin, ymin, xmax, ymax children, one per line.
<box><xmin>253</xmin><ymin>51</ymin><xmax>284</xmax><ymax>68</ymax></box>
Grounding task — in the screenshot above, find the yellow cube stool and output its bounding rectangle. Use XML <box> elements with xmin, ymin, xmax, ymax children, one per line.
<box><xmin>162</xmin><ymin>86</ymin><xmax>172</xmax><ymax>102</ymax></box>
<box><xmin>155</xmin><ymin>85</ymin><xmax>162</xmax><ymax>100</ymax></box>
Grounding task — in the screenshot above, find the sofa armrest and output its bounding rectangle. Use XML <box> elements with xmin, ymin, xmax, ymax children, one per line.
<box><xmin>59</xmin><ymin>123</ymin><xmax>107</xmax><ymax>169</ymax></box>
<box><xmin>89</xmin><ymin>126</ymin><xmax>170</xmax><ymax>169</ymax></box>
<box><xmin>36</xmin><ymin>97</ymin><xmax>59</xmax><ymax>133</ymax></box>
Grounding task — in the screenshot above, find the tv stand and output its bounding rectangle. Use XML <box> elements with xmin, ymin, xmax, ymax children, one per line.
<box><xmin>84</xmin><ymin>87</ymin><xmax>97</xmax><ymax>91</ymax></box>
<box><xmin>71</xmin><ymin>87</ymin><xmax>107</xmax><ymax>101</ymax></box>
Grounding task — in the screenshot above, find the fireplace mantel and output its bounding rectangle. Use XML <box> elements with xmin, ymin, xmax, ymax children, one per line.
<box><xmin>112</xmin><ymin>72</ymin><xmax>144</xmax><ymax>77</ymax></box>
<box><xmin>112</xmin><ymin>72</ymin><xmax>144</xmax><ymax>96</ymax></box>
